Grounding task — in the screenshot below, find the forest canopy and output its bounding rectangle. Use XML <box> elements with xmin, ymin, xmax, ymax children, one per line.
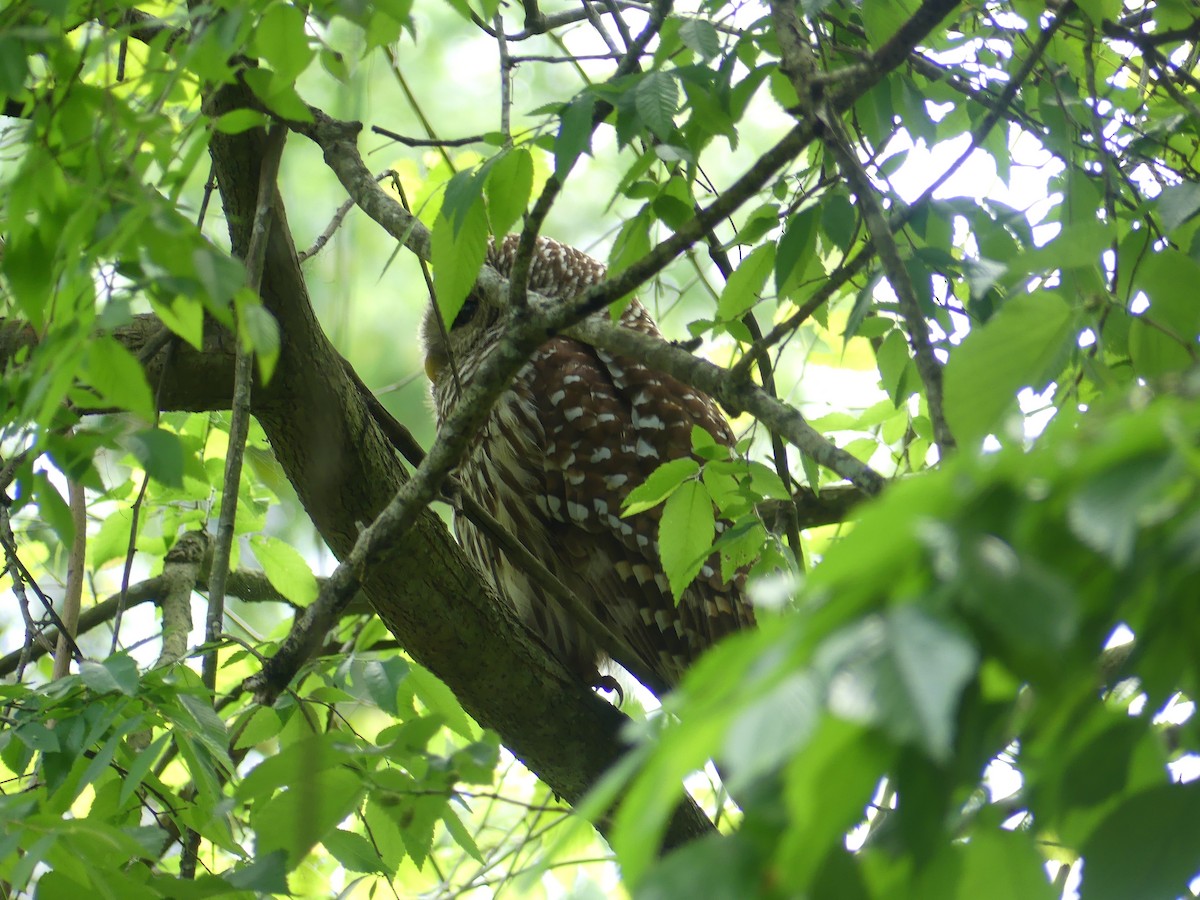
<box><xmin>1</xmin><ymin>0</ymin><xmax>1200</xmax><ymax>897</ymax></box>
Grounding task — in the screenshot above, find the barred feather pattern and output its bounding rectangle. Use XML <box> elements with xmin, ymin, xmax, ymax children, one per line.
<box><xmin>421</xmin><ymin>235</ymin><xmax>755</xmax><ymax>693</ymax></box>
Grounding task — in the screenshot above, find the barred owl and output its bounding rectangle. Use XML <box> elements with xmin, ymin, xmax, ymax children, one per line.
<box><xmin>422</xmin><ymin>235</ymin><xmax>754</xmax><ymax>697</ymax></box>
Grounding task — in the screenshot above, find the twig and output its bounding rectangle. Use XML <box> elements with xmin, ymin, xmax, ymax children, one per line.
<box><xmin>495</xmin><ymin>14</ymin><xmax>514</xmax><ymax>145</ymax></box>
<box><xmin>299</xmin><ymin>186</ymin><xmax>361</xmax><ymax>263</ymax></box>
<box><xmin>371</xmin><ymin>126</ymin><xmax>487</xmax><ymax>148</ymax></box>
<box><xmin>52</xmin><ymin>476</ymin><xmax>87</xmax><ymax>680</ymax></box>
<box><xmin>471</xmin><ymin>1</ymin><xmax>654</xmax><ymax>40</ymax></box>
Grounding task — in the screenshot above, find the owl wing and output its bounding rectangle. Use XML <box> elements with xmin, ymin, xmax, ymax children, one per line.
<box><xmin>524</xmin><ymin>305</ymin><xmax>752</xmax><ymax>689</ymax></box>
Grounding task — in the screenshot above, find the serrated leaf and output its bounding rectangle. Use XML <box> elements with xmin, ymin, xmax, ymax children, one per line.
<box><xmin>80</xmin><ymin>658</ymin><xmax>135</xmax><ymax>696</ymax></box>
<box><xmin>86</xmin><ymin>336</ymin><xmax>155</xmax><ymax>421</ymax></box>
<box><xmin>555</xmin><ymin>95</ymin><xmax>596</xmax><ymax>177</ymax></box>
<box><xmin>118</xmin><ymin>732</ymin><xmax>171</xmax><ymax>808</ymax></box>
<box><xmin>718</xmin><ymin>243</ymin><xmax>774</xmax><ymax>321</ymax></box>
<box><xmin>124</xmin><ymin>427</ymin><xmax>185</xmax><ymax>488</ymax></box>
<box><xmin>357</xmin><ymin>657</ymin><xmax>409</xmax><ymax>716</ymax></box>
<box><xmin>943</xmin><ymin>291</ymin><xmax>1073</xmax><ymax>446</ymax></box>
<box><xmin>623</xmin><ymin>458</ymin><xmax>699</xmax><ymax>516</ymax></box>
<box><xmin>817</xmin><ymin>607</ymin><xmax>978</xmax><ymax>762</ymax></box>
<box><xmin>1080</xmin><ymin>782</ymin><xmax>1200</xmax><ymax>900</ymax></box>
<box><xmin>237</xmin><ymin>293</ymin><xmax>281</xmax><ymax>384</ymax></box>
<box><xmin>0</xmin><ymin>36</ymin><xmax>28</xmax><ymax>96</ymax></box>
<box><xmin>431</xmin><ymin>198</ymin><xmax>489</xmax><ymax>331</ymax></box>
<box><xmin>233</xmin><ymin>707</ymin><xmax>282</xmax><ymax>750</ymax></box>
<box><xmin>442</xmin><ymin>808</ymin><xmax>484</xmax><ymax>862</ymax></box>
<box><xmin>1156</xmin><ymin>182</ymin><xmax>1200</xmax><ymax>234</ymax></box>
<box><xmin>678</xmin><ymin>19</ymin><xmax>720</xmax><ymax>59</ymax></box>
<box><xmin>253</xmin><ymin>4</ymin><xmax>315</xmax><ymax>82</ymax></box>
<box><xmin>1066</xmin><ymin>453</ymin><xmax>1178</xmax><ymax>568</ymax></box>
<box><xmin>485</xmin><ymin>149</ymin><xmax>533</xmax><ymax>238</ymax></box>
<box><xmin>225</xmin><ymin>851</ymin><xmax>290</xmax><ymax>894</ymax></box>
<box><xmin>635</xmin><ymin>71</ymin><xmax>679</xmax><ymax>141</ymax></box>
<box><xmin>875</xmin><ymin>328</ymin><xmax>916</xmax><ymax>406</ymax></box>
<box><xmin>251</xmin><ymin>534</ymin><xmax>319</xmax><ymax>606</ymax></box>
<box><xmin>212</xmin><ymin>109</ymin><xmax>271</xmax><ymax>134</ymax></box>
<box><xmin>659</xmin><ymin>480</ymin><xmax>715</xmax><ymax>601</ymax></box>
<box><xmin>441</xmin><ymin>169</ymin><xmax>486</xmax><ymax>237</ymax></box>
<box><xmin>407</xmin><ymin>663</ymin><xmax>475</xmax><ymax>738</ymax></box>
<box><xmin>322</xmin><ymin>828</ymin><xmax>392</xmax><ymax>876</ymax></box>
<box><xmin>775</xmin><ymin>209</ymin><xmax>818</xmax><ymax>298</ymax></box>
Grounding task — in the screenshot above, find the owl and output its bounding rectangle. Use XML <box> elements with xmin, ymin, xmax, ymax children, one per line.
<box><xmin>421</xmin><ymin>235</ymin><xmax>755</xmax><ymax>697</ymax></box>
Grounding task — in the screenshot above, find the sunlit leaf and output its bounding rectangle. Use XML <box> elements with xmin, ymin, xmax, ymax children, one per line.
<box><xmin>659</xmin><ymin>480</ymin><xmax>715</xmax><ymax>601</ymax></box>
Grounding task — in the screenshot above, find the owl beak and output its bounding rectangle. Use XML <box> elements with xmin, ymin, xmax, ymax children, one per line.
<box><xmin>424</xmin><ymin>351</ymin><xmax>446</xmax><ymax>382</ymax></box>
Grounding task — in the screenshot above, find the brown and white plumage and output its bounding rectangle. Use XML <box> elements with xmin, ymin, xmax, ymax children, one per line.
<box><xmin>421</xmin><ymin>235</ymin><xmax>754</xmax><ymax>696</ymax></box>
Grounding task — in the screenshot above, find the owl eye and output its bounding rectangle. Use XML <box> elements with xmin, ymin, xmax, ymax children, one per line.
<box><xmin>451</xmin><ymin>297</ymin><xmax>480</xmax><ymax>330</ymax></box>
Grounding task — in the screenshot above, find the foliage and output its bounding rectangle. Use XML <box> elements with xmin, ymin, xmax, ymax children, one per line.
<box><xmin>1</xmin><ymin>0</ymin><xmax>1199</xmax><ymax>898</ymax></box>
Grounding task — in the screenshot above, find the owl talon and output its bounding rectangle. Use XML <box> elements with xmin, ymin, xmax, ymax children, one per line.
<box><xmin>440</xmin><ymin>480</ymin><xmax>464</xmax><ymax>514</ymax></box>
<box><xmin>594</xmin><ymin>674</ymin><xmax>624</xmax><ymax>706</ymax></box>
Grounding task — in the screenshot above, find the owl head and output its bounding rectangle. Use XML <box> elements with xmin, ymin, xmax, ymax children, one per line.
<box><xmin>421</xmin><ymin>294</ymin><xmax>506</xmax><ymax>387</ymax></box>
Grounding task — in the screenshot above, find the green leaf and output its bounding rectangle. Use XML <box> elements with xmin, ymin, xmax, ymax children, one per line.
<box><xmin>1067</xmin><ymin>453</ymin><xmax>1179</xmax><ymax>568</ymax></box>
<box><xmin>237</xmin><ymin>292</ymin><xmax>281</xmax><ymax>384</ymax></box>
<box><xmin>659</xmin><ymin>480</ymin><xmax>715</xmax><ymax>601</ymax></box>
<box><xmin>85</xmin><ymin>336</ymin><xmax>155</xmax><ymax>422</ymax></box>
<box><xmin>862</xmin><ymin>0</ymin><xmax>920</xmax><ymax>48</ymax></box>
<box><xmin>623</xmin><ymin>458</ymin><xmax>699</xmax><ymax>516</ymax></box>
<box><xmin>407</xmin><ymin>663</ymin><xmax>475</xmax><ymax>738</ymax></box>
<box><xmin>32</xmin><ymin>472</ymin><xmax>73</xmax><ymax>548</ymax></box>
<box><xmin>322</xmin><ymin>828</ymin><xmax>392</xmax><ymax>876</ymax></box>
<box><xmin>954</xmin><ymin>533</ymin><xmax>1079</xmax><ymax>671</ymax></box>
<box><xmin>253</xmin><ymin>4</ymin><xmax>316</xmax><ymax>82</ymax></box>
<box><xmin>233</xmin><ymin>707</ymin><xmax>283</xmax><ymax>750</ymax></box>
<box><xmin>118</xmin><ymin>732</ymin><xmax>171</xmax><ymax>808</ymax></box>
<box><xmin>355</xmin><ymin>657</ymin><xmax>409</xmax><ymax>716</ymax></box>
<box><xmin>79</xmin><ymin>655</ymin><xmax>138</xmax><ymax>696</ymax></box>
<box><xmin>718</xmin><ymin>243</ymin><xmax>774</xmax><ymax>321</ymax></box>
<box><xmin>678</xmin><ymin>19</ymin><xmax>720</xmax><ymax>60</ymax></box>
<box><xmin>943</xmin><ymin>291</ymin><xmax>1074</xmax><ymax>446</ymax></box>
<box><xmin>212</xmin><ymin>109</ymin><xmax>270</xmax><ymax>134</ymax></box>
<box><xmin>635</xmin><ymin>71</ymin><xmax>679</xmax><ymax>141</ymax></box>
<box><xmin>442</xmin><ymin>808</ymin><xmax>484</xmax><ymax>862</ymax></box>
<box><xmin>0</xmin><ymin>36</ymin><xmax>28</xmax><ymax>95</ymax></box>
<box><xmin>1006</xmin><ymin>222</ymin><xmax>1111</xmax><ymax>278</ymax></box>
<box><xmin>224</xmin><ymin>850</ymin><xmax>290</xmax><ymax>893</ymax></box>
<box><xmin>775</xmin><ymin>208</ymin><xmax>818</xmax><ymax>298</ymax></box>
<box><xmin>722</xmin><ymin>673</ymin><xmax>821</xmax><ymax>792</ymax></box>
<box><xmin>817</xmin><ymin>607</ymin><xmax>978</xmax><ymax>762</ymax></box>
<box><xmin>431</xmin><ymin>197</ymin><xmax>489</xmax><ymax>331</ymax></box>
<box><xmin>637</xmin><ymin>831</ymin><xmax>762</xmax><ymax>900</ymax></box>
<box><xmin>239</xmin><ymin>733</ymin><xmax>354</xmax><ymax>801</ymax></box>
<box><xmin>1128</xmin><ymin>248</ymin><xmax>1200</xmax><ymax>377</ymax></box>
<box><xmin>1</xmin><ymin>228</ymin><xmax>52</xmax><ymax>326</ymax></box>
<box><xmin>875</xmin><ymin>328</ymin><xmax>916</xmax><ymax>406</ymax></box>
<box><xmin>251</xmin><ymin>534</ymin><xmax>319</xmax><ymax>606</ymax></box>
<box><xmin>555</xmin><ymin>95</ymin><xmax>596</xmax><ymax>177</ymax></box>
<box><xmin>1080</xmin><ymin>781</ymin><xmax>1200</xmax><ymax>900</ymax></box>
<box><xmin>125</xmin><ymin>428</ymin><xmax>185</xmax><ymax>489</ymax></box>
<box><xmin>485</xmin><ymin>148</ymin><xmax>533</xmax><ymax>238</ymax></box>
<box><xmin>1156</xmin><ymin>182</ymin><xmax>1200</xmax><ymax>234</ymax></box>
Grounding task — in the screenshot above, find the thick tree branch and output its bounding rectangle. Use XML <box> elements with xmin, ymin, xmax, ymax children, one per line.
<box><xmin>202</xmin><ymin>83</ymin><xmax>715</xmax><ymax>848</ymax></box>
